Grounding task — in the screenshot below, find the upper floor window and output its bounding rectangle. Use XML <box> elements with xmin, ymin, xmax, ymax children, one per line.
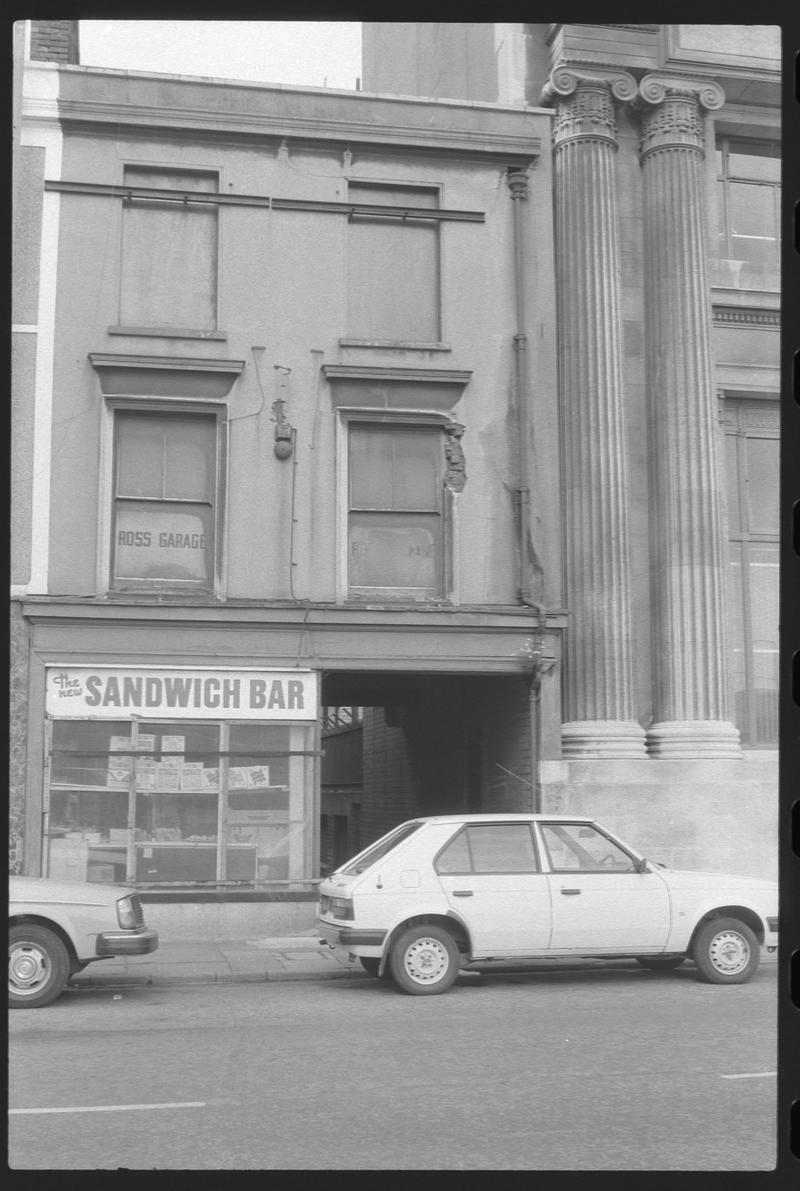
<box><xmin>346</xmin><ymin>183</ymin><xmax>440</xmax><ymax>343</ymax></box>
<box><xmin>120</xmin><ymin>167</ymin><xmax>219</xmax><ymax>331</ymax></box>
<box><xmin>714</xmin><ymin>138</ymin><xmax>780</xmax><ymax>291</ymax></box>
<box><xmin>724</xmin><ymin>398</ymin><xmax>779</xmax><ymax>746</ymax></box>
<box><xmin>111</xmin><ymin>409</ymin><xmax>220</xmax><ymax>592</ymax></box>
<box><xmin>347</xmin><ymin>421</ymin><xmax>446</xmax><ymax>600</ymax></box>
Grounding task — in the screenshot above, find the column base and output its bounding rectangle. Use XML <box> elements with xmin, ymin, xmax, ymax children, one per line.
<box><xmin>562</xmin><ymin>721</ymin><xmax>647</xmax><ymax>759</ymax></box>
<box><xmin>646</xmin><ymin>721</ymin><xmax>741</xmax><ymax>759</ymax></box>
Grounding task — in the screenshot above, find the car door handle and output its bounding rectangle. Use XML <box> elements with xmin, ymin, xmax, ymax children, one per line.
<box><xmin>452</xmin><ymin>890</ymin><xmax>474</xmax><ymax>897</ymax></box>
<box><xmin>560</xmin><ymin>888</ymin><xmax>581</xmax><ymax>895</ymax></box>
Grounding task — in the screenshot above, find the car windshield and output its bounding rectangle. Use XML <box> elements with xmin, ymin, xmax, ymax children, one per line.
<box><xmin>338</xmin><ymin>821</ymin><xmax>424</xmax><ymax>875</ymax></box>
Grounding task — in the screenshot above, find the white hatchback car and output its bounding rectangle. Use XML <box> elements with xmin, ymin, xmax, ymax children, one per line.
<box><xmin>317</xmin><ymin>814</ymin><xmax>778</xmax><ymax>995</ymax></box>
<box><xmin>9</xmin><ymin>876</ymin><xmax>159</xmax><ymax>1008</ymax></box>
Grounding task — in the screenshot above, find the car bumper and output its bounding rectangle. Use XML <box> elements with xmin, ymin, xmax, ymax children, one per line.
<box><xmin>318</xmin><ymin>920</ymin><xmax>387</xmax><ymax>950</ymax></box>
<box><xmin>95</xmin><ymin>928</ymin><xmax>159</xmax><ymax>957</ymax></box>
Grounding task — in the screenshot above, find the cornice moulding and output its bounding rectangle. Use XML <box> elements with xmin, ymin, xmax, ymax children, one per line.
<box><xmin>56</xmin><ymin>98</ymin><xmax>544</xmax><ymax>162</ymax></box>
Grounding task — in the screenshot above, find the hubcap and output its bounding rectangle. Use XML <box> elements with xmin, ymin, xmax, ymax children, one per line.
<box><xmin>9</xmin><ymin>943</ymin><xmax>50</xmax><ymax>996</ymax></box>
<box><xmin>708</xmin><ymin>930</ymin><xmax>750</xmax><ymax>975</ymax></box>
<box><xmin>404</xmin><ymin>937</ymin><xmax>449</xmax><ymax>985</ymax></box>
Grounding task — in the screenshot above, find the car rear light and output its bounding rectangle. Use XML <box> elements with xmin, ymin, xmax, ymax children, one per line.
<box><xmin>329</xmin><ymin>897</ymin><xmax>354</xmax><ymax>921</ymax></box>
<box><xmin>116</xmin><ymin>895</ymin><xmax>144</xmax><ymax>930</ymax></box>
<box><xmin>766</xmin><ymin>917</ymin><xmax>778</xmax><ymax>932</ymax></box>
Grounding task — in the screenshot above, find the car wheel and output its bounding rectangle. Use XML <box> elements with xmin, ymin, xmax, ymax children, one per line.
<box><xmin>691</xmin><ymin>917</ymin><xmax>760</xmax><ymax>984</ymax></box>
<box><xmin>635</xmin><ymin>956</ymin><xmax>686</xmax><ymax>971</ymax></box>
<box><xmin>389</xmin><ymin>925</ymin><xmax>460</xmax><ymax>995</ymax></box>
<box><xmin>9</xmin><ymin>924</ymin><xmax>70</xmax><ymax>1009</ymax></box>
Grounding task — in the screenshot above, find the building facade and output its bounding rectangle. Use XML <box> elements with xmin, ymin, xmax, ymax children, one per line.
<box><xmin>11</xmin><ymin>22</ymin><xmax>779</xmax><ymax>936</ymax></box>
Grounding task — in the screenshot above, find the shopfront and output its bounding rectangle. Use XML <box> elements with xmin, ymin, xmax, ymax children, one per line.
<box><xmin>43</xmin><ymin>665</ymin><xmax>319</xmax><ymax>889</ymax></box>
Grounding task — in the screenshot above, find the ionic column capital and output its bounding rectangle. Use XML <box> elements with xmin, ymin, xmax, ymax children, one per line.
<box><xmin>638</xmin><ymin>73</ymin><xmax>725</xmax><ymax>112</ymax></box>
<box><xmin>542</xmin><ymin>65</ymin><xmax>638</xmax><ymax>104</ymax></box>
<box><xmin>542</xmin><ymin>67</ymin><xmax>637</xmax><ymax>149</ymax></box>
<box><xmin>638</xmin><ymin>76</ymin><xmax>724</xmax><ymax>158</ymax></box>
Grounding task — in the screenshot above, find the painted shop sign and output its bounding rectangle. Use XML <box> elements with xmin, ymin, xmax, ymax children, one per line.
<box><xmin>45</xmin><ymin>667</ymin><xmax>318</xmax><ymax>720</ymax></box>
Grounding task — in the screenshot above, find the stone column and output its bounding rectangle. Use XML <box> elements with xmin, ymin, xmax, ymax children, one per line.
<box><xmin>544</xmin><ymin>67</ymin><xmax>646</xmax><ymax>758</ymax></box>
<box><xmin>638</xmin><ymin>75</ymin><xmax>740</xmax><ymax>758</ymax></box>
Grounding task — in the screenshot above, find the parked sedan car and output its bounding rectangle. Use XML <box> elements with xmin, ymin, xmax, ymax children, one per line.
<box><xmin>9</xmin><ymin>876</ymin><xmax>159</xmax><ymax>1008</ymax></box>
<box><xmin>317</xmin><ymin>814</ymin><xmax>778</xmax><ymax>995</ymax></box>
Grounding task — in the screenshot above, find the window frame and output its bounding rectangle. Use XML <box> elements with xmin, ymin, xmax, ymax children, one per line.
<box><xmin>117</xmin><ymin>163</ymin><xmax>222</xmax><ymax>336</ymax></box>
<box><xmin>336</xmin><ymin>409</ymin><xmax>455</xmax><ymax>604</ymax></box>
<box><xmin>434</xmin><ymin>822</ymin><xmax>541</xmax><ymax>875</ymax></box>
<box><xmin>538</xmin><ymin>822</ymin><xmax>638</xmax><ymax>874</ymax></box>
<box><xmin>104</xmin><ymin>399</ymin><xmax>227</xmax><ymax>597</ymax></box>
<box><xmin>344</xmin><ymin>179</ymin><xmax>444</xmax><ymax>347</ymax></box>
<box><xmin>714</xmin><ymin>135</ymin><xmax>780</xmax><ymax>286</ymax></box>
<box><xmin>722</xmin><ymin>396</ymin><xmax>779</xmax><ymax>747</ymax></box>
<box><xmin>43</xmin><ymin>714</ymin><xmax>317</xmax><ymax>887</ymax></box>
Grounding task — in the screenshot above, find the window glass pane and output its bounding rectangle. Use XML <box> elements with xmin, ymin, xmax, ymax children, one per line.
<box><xmin>226</xmin><ymin>724</ymin><xmax>292</xmax><ymax>882</ymax></box>
<box><xmin>467</xmin><ymin>825</ymin><xmax>539</xmax><ymax>873</ymax></box>
<box><xmin>541</xmin><ymin>824</ymin><xmax>635</xmax><ymax>872</ymax></box>
<box><xmin>349</xmin><ymin>512</ymin><xmax>441</xmax><ymax>591</ymax></box>
<box><xmin>115</xmin><ymin>501</ymin><xmax>212</xmax><ymax>583</ymax></box>
<box><xmin>728</xmin><ymin>182</ymin><xmax>778</xmax><ymax>265</ymax></box>
<box><xmin>724</xmin><ymin>433</ymin><xmax>741</xmax><ymax>535</ymax></box>
<box><xmin>117</xmin><ymin>419</ymin><xmax>164</xmax><ymax>497</ymax></box>
<box><xmin>341</xmin><ymin>821</ymin><xmax>423</xmax><ymax>875</ymax></box>
<box><xmin>727</xmin><ymin>141</ymin><xmax>780</xmax><ymax>182</ymax></box>
<box><xmin>164</xmin><ymin>419</ymin><xmax>214</xmax><ymax>500</ymax></box>
<box><xmin>749</xmin><ymin>545</ymin><xmax>779</xmax><ymax>744</ymax></box>
<box><xmin>121</xmin><ymin>168</ymin><xmax>218</xmax><ymax>330</ymax></box>
<box><xmin>436</xmin><ymin>829</ymin><xmax>472</xmax><ymax>873</ymax></box>
<box><xmin>350</xmin><ymin>426</ymin><xmax>439</xmax><ymax>510</ymax></box>
<box><xmin>727</xmin><ymin>543</ymin><xmax>746</xmax><ymax>727</ymax></box>
<box><xmin>348</xmin><ymin>219</ymin><xmax>438</xmax><ymax>340</ymax></box>
<box><xmin>744</xmin><ymin>436</ymin><xmax>779</xmax><ymax>533</ymax></box>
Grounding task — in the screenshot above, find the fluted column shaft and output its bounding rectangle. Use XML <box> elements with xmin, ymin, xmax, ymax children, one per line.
<box><xmin>548</xmin><ymin>69</ymin><xmax>646</xmax><ymax>758</ymax></box>
<box><xmin>638</xmin><ymin>77</ymin><xmax>740</xmax><ymax>758</ymax></box>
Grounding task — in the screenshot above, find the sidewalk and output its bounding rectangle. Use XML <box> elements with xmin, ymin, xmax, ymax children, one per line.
<box><xmin>68</xmin><ymin>935</ymin><xmax>778</xmax><ymax>993</ymax></box>
<box><xmin>69</xmin><ymin>931</ymin><xmax>357</xmax><ymax>991</ymax></box>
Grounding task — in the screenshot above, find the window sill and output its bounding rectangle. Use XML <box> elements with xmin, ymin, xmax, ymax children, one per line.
<box><xmin>108</xmin><ymin>326</ymin><xmax>227</xmax><ymax>341</ymax></box>
<box><xmin>339</xmin><ymin>339</ymin><xmax>451</xmax><ymax>351</ymax></box>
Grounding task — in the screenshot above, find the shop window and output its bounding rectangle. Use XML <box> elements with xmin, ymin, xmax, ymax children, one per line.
<box><xmin>347</xmin><ymin>182</ymin><xmax>440</xmax><ymax>342</ymax></box>
<box><xmin>111</xmin><ymin>409</ymin><xmax>219</xmax><ymax>592</ymax></box>
<box><xmin>120</xmin><ymin>166</ymin><xmax>218</xmax><ymax>331</ymax></box>
<box><xmin>348</xmin><ymin>422</ymin><xmax>446</xmax><ymax>599</ymax></box>
<box><xmin>724</xmin><ymin>399</ymin><xmax>779</xmax><ymax>746</ymax></box>
<box><xmin>714</xmin><ymin>138</ymin><xmax>780</xmax><ymax>291</ymax></box>
<box><xmin>45</xmin><ymin>717</ymin><xmax>316</xmax><ymax>886</ymax></box>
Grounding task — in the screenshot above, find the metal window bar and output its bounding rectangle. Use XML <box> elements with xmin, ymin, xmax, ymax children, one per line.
<box><xmin>43</xmin><ymin>180</ymin><xmax>485</xmax><ymax>222</ymax></box>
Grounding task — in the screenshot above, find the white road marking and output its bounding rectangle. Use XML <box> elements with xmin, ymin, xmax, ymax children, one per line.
<box><xmin>719</xmin><ymin>1072</ymin><xmax>776</xmax><ymax>1080</ymax></box>
<box><xmin>10</xmin><ymin>1101</ymin><xmax>206</xmax><ymax>1115</ymax></box>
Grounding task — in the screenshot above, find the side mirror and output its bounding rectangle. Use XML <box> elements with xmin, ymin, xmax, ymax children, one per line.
<box><xmin>634</xmin><ymin>857</ymin><xmax>650</xmax><ymax>873</ymax></box>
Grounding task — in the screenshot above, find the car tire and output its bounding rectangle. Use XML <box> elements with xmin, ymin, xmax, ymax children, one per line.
<box><xmin>9</xmin><ymin>924</ymin><xmax>70</xmax><ymax>1009</ymax></box>
<box><xmin>635</xmin><ymin>956</ymin><xmax>686</xmax><ymax>971</ymax></box>
<box><xmin>389</xmin><ymin>925</ymin><xmax>460</xmax><ymax>996</ymax></box>
<box><xmin>691</xmin><ymin>917</ymin><xmax>760</xmax><ymax>984</ymax></box>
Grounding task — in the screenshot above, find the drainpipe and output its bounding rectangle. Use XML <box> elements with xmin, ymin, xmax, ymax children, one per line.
<box><xmin>508</xmin><ymin>167</ymin><xmax>553</xmax><ymax>812</ymax></box>
<box><xmin>506</xmin><ymin>167</ymin><xmax>541</xmax><ymax>616</ymax></box>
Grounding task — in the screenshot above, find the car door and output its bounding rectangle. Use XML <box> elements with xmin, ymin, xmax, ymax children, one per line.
<box><xmin>435</xmin><ymin>822</ymin><xmax>552</xmax><ymax>956</ymax></box>
<box><xmin>537</xmin><ymin>822</ymin><xmax>671</xmax><ymax>952</ymax></box>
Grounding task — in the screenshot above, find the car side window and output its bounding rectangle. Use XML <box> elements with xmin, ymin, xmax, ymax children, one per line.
<box><xmin>436</xmin><ymin>824</ymin><xmax>540</xmax><ymax>874</ymax></box>
<box><xmin>540</xmin><ymin>824</ymin><xmax>635</xmax><ymax>872</ymax></box>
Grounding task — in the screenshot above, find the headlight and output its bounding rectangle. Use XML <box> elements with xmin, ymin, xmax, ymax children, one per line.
<box><xmin>329</xmin><ymin>897</ymin><xmax>354</xmax><ymax>921</ymax></box>
<box><xmin>116</xmin><ymin>895</ymin><xmax>139</xmax><ymax>930</ymax></box>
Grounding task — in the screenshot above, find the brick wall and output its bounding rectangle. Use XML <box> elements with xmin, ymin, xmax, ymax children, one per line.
<box><xmin>29</xmin><ymin>20</ymin><xmax>80</xmax><ymax>64</ymax></box>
